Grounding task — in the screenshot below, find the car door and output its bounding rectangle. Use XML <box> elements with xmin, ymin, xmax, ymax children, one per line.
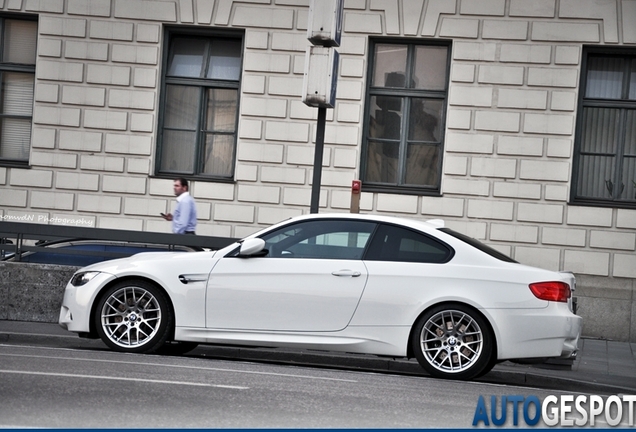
<box><xmin>351</xmin><ymin>223</ymin><xmax>455</xmax><ymax>326</ymax></box>
<box><xmin>206</xmin><ymin>219</ymin><xmax>376</xmax><ymax>332</ymax></box>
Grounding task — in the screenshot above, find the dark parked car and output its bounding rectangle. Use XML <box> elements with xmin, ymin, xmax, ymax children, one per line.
<box><xmin>2</xmin><ymin>239</ymin><xmax>201</xmax><ymax>266</ymax></box>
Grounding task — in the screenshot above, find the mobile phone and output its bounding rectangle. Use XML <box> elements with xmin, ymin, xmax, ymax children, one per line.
<box><xmin>160</xmin><ymin>212</ymin><xmax>166</xmax><ymax>217</ymax></box>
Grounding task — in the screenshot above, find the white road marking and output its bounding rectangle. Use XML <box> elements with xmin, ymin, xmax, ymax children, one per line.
<box><xmin>0</xmin><ymin>369</ymin><xmax>248</xmax><ymax>389</ymax></box>
<box><xmin>0</xmin><ymin>346</ymin><xmax>358</xmax><ymax>383</ymax></box>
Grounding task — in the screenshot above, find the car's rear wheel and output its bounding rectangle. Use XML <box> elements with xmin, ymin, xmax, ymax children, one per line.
<box><xmin>412</xmin><ymin>303</ymin><xmax>494</xmax><ymax>380</ymax></box>
<box><xmin>95</xmin><ymin>280</ymin><xmax>172</xmax><ymax>353</ymax></box>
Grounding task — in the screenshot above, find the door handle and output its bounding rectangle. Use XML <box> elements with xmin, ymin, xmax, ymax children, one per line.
<box><xmin>331</xmin><ymin>270</ymin><xmax>361</xmax><ymax>277</ymax></box>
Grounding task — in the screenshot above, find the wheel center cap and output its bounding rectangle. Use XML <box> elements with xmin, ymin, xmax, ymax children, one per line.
<box><xmin>129</xmin><ymin>313</ymin><xmax>137</xmax><ymax>322</ymax></box>
<box><xmin>447</xmin><ymin>336</ymin><xmax>457</xmax><ymax>346</ymax></box>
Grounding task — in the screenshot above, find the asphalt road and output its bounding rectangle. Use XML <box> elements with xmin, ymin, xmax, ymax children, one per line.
<box><xmin>0</xmin><ymin>338</ymin><xmax>589</xmax><ymax>429</ymax></box>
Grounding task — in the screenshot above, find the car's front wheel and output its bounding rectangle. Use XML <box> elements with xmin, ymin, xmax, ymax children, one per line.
<box><xmin>95</xmin><ymin>280</ymin><xmax>172</xmax><ymax>353</ymax></box>
<box><xmin>412</xmin><ymin>303</ymin><xmax>494</xmax><ymax>380</ymax></box>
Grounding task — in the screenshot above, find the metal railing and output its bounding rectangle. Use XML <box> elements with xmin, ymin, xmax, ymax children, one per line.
<box><xmin>0</xmin><ymin>221</ymin><xmax>238</xmax><ymax>263</ymax></box>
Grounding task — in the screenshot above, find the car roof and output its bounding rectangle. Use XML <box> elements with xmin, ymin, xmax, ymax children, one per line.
<box><xmin>259</xmin><ymin>213</ymin><xmax>444</xmax><ymax>234</ymax></box>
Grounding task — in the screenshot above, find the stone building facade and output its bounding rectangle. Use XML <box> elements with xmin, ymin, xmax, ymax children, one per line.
<box><xmin>0</xmin><ymin>0</ymin><xmax>635</xmax><ymax>341</ymax></box>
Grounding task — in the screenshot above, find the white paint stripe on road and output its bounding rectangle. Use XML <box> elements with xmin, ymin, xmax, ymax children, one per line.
<box><xmin>0</xmin><ymin>369</ymin><xmax>249</xmax><ymax>389</ymax></box>
<box><xmin>0</xmin><ymin>347</ymin><xmax>358</xmax><ymax>383</ymax></box>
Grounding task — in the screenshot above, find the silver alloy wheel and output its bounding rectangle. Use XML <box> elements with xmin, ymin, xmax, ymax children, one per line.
<box><xmin>420</xmin><ymin>309</ymin><xmax>483</xmax><ymax>374</ymax></box>
<box><xmin>100</xmin><ymin>285</ymin><xmax>162</xmax><ymax>348</ymax></box>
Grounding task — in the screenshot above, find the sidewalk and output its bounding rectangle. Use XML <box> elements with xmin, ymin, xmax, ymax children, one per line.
<box><xmin>1</xmin><ymin>320</ymin><xmax>635</xmax><ymax>394</ymax></box>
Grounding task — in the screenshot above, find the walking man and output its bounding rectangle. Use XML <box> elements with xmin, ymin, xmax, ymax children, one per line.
<box><xmin>161</xmin><ymin>178</ymin><xmax>197</xmax><ymax>234</ymax></box>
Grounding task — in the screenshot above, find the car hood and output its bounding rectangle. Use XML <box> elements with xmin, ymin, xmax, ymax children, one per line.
<box><xmin>77</xmin><ymin>250</ymin><xmax>217</xmax><ymax>274</ymax></box>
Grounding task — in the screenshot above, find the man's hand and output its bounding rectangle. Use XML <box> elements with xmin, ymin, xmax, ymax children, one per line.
<box><xmin>161</xmin><ymin>212</ymin><xmax>173</xmax><ymax>221</ymax></box>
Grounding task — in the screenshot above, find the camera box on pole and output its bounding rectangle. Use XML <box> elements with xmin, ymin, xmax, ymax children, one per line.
<box><xmin>302</xmin><ymin>46</ymin><xmax>339</xmax><ymax>108</ymax></box>
<box><xmin>307</xmin><ymin>0</ymin><xmax>343</xmax><ymax>47</ymax></box>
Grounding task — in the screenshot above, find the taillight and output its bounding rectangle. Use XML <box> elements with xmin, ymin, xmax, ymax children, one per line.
<box><xmin>529</xmin><ymin>281</ymin><xmax>571</xmax><ymax>302</ymax></box>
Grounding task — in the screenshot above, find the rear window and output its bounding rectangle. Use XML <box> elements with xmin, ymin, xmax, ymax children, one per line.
<box><xmin>365</xmin><ymin>224</ymin><xmax>453</xmax><ymax>263</ymax></box>
<box><xmin>439</xmin><ymin>228</ymin><xmax>517</xmax><ymax>263</ymax></box>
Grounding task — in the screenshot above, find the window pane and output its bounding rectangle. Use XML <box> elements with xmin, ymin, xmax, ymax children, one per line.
<box><xmin>621</xmin><ymin>156</ymin><xmax>636</xmax><ymax>201</ymax></box>
<box><xmin>577</xmin><ymin>155</ymin><xmax>615</xmax><ymax>199</ymax></box>
<box><xmin>0</xmin><ymin>118</ymin><xmax>30</xmax><ymax>159</ymax></box>
<box><xmin>207</xmin><ymin>39</ymin><xmax>242</xmax><ymax>80</ymax></box>
<box><xmin>164</xmin><ymin>85</ymin><xmax>199</xmax><ymax>130</ymax></box>
<box><xmin>373</xmin><ymin>44</ymin><xmax>407</xmax><ymax>87</ymax></box>
<box><xmin>261</xmin><ymin>220</ymin><xmax>376</xmax><ymax>260</ymax></box>
<box><xmin>167</xmin><ymin>38</ymin><xmax>207</xmax><ymax>78</ymax></box>
<box><xmin>405</xmin><ymin>144</ymin><xmax>439</xmax><ymax>186</ymax></box>
<box><xmin>586</xmin><ymin>56</ymin><xmax>624</xmax><ymax>99</ymax></box>
<box><xmin>408</xmin><ymin>98</ymin><xmax>443</xmax><ymax>142</ymax></box>
<box><xmin>365</xmin><ymin>140</ymin><xmax>399</xmax><ymax>184</ymax></box>
<box><xmin>365</xmin><ymin>224</ymin><xmax>451</xmax><ymax>263</ymax></box>
<box><xmin>625</xmin><ymin>110</ymin><xmax>636</xmax><ymax>156</ymax></box>
<box><xmin>412</xmin><ymin>46</ymin><xmax>447</xmax><ymax>90</ymax></box>
<box><xmin>369</xmin><ymin>95</ymin><xmax>402</xmax><ymax>140</ymax></box>
<box><xmin>623</xmin><ymin>111</ymin><xmax>636</xmax><ymax>201</ymax></box>
<box><xmin>202</xmin><ymin>133</ymin><xmax>233</xmax><ymax>177</ymax></box>
<box><xmin>1</xmin><ymin>72</ymin><xmax>34</xmax><ymax>115</ymax></box>
<box><xmin>160</xmin><ymin>129</ymin><xmax>196</xmax><ymax>173</ymax></box>
<box><xmin>205</xmin><ymin>89</ymin><xmax>237</xmax><ymax>132</ymax></box>
<box><xmin>580</xmin><ymin>107</ymin><xmax>620</xmax><ymax>154</ymax></box>
<box><xmin>3</xmin><ymin>20</ymin><xmax>37</xmax><ymax>64</ymax></box>
<box><xmin>630</xmin><ymin>59</ymin><xmax>636</xmax><ymax>100</ymax></box>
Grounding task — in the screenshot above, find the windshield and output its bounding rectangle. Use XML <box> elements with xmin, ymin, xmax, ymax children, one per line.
<box><xmin>439</xmin><ymin>228</ymin><xmax>518</xmax><ymax>263</ymax></box>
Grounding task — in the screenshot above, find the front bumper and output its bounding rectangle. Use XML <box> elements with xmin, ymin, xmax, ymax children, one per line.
<box><xmin>58</xmin><ymin>271</ymin><xmax>116</xmax><ymax>333</ymax></box>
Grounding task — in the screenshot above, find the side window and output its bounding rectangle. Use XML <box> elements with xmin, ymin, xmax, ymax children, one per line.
<box><xmin>260</xmin><ymin>220</ymin><xmax>377</xmax><ymax>260</ymax></box>
<box><xmin>365</xmin><ymin>224</ymin><xmax>452</xmax><ymax>263</ymax></box>
<box><xmin>157</xmin><ymin>32</ymin><xmax>242</xmax><ymax>180</ymax></box>
<box><xmin>0</xmin><ymin>18</ymin><xmax>37</xmax><ymax>165</ymax></box>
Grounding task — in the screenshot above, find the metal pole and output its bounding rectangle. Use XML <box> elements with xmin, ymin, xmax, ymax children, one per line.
<box><xmin>310</xmin><ymin>106</ymin><xmax>327</xmax><ymax>213</ymax></box>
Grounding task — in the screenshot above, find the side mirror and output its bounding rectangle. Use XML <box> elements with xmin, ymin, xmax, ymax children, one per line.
<box><xmin>238</xmin><ymin>238</ymin><xmax>266</xmax><ymax>257</ymax></box>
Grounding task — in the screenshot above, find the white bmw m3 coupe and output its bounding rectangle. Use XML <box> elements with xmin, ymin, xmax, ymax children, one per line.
<box><xmin>59</xmin><ymin>213</ymin><xmax>581</xmax><ymax>380</ymax></box>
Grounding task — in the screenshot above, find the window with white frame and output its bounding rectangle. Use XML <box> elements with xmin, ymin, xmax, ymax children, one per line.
<box><xmin>0</xmin><ymin>17</ymin><xmax>37</xmax><ymax>165</ymax></box>
<box><xmin>572</xmin><ymin>49</ymin><xmax>636</xmax><ymax>207</ymax></box>
<box><xmin>361</xmin><ymin>40</ymin><xmax>450</xmax><ymax>194</ymax></box>
<box><xmin>157</xmin><ymin>31</ymin><xmax>242</xmax><ymax>180</ymax></box>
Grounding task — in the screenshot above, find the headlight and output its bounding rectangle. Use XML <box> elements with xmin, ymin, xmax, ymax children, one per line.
<box><xmin>70</xmin><ymin>271</ymin><xmax>100</xmax><ymax>287</ymax></box>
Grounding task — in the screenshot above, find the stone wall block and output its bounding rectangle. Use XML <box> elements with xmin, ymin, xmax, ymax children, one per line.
<box><xmin>467</xmin><ymin>199</ymin><xmax>514</xmax><ymax>220</ymax></box>
<box><xmin>89</xmin><ymin>20</ymin><xmax>133</xmax><ymax>41</ymax></box>
<box><xmin>84</xmin><ymin>109</ymin><xmax>127</xmax><ymax>131</ymax></box>
<box><xmin>500</xmin><ymin>44</ymin><xmax>551</xmax><ymax>63</ymax></box>
<box><xmin>376</xmin><ymin>193</ymin><xmax>419</xmax><ymax>214</ymax></box>
<box><xmin>87</xmin><ymin>64</ymin><xmax>131</xmax><ymax>86</ymax></box>
<box><xmin>114</xmin><ymin>0</ymin><xmax>177</xmax><ymax>21</ymax></box>
<box><xmin>68</xmin><ymin>0</ymin><xmax>112</xmax><ymax>17</ymax></box>
<box><xmin>482</xmin><ymin>20</ymin><xmax>528</xmax><ymax>40</ymax></box>
<box><xmin>65</xmin><ymin>40</ymin><xmax>109</xmax><ymax>61</ymax></box>
<box><xmin>40</xmin><ymin>17</ymin><xmax>86</xmax><ymax>37</ymax></box>
<box><xmin>59</xmin><ymin>130</ymin><xmax>102</xmax><ymax>152</ymax></box>
<box><xmin>30</xmin><ymin>191</ymin><xmax>74</xmax><ymax>210</ymax></box>
<box><xmin>112</xmin><ymin>44</ymin><xmax>158</xmax><ymax>65</ymax></box>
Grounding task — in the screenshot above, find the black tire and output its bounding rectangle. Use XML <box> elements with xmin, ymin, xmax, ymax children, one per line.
<box><xmin>411</xmin><ymin>303</ymin><xmax>494</xmax><ymax>380</ymax></box>
<box><xmin>94</xmin><ymin>279</ymin><xmax>172</xmax><ymax>354</ymax></box>
<box><xmin>155</xmin><ymin>341</ymin><xmax>199</xmax><ymax>356</ymax></box>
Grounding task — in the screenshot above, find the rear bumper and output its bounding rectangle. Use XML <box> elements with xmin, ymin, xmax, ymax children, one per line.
<box><xmin>485</xmin><ymin>303</ymin><xmax>582</xmax><ymax>361</ymax></box>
